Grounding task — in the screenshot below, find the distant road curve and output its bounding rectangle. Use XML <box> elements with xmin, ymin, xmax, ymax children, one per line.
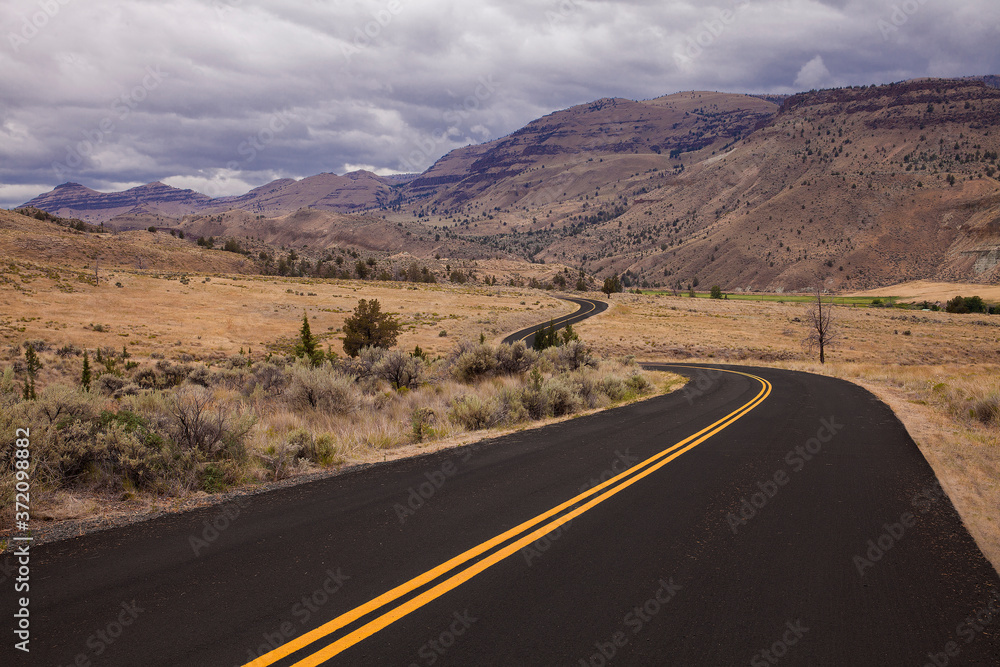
<box><xmin>501</xmin><ymin>296</ymin><xmax>608</xmax><ymax>348</ymax></box>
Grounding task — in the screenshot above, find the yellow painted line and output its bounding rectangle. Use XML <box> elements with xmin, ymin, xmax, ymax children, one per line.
<box><xmin>244</xmin><ymin>367</ymin><xmax>770</xmax><ymax>667</ymax></box>
<box><xmin>516</xmin><ymin>298</ymin><xmax>598</xmax><ymax>343</ymax></box>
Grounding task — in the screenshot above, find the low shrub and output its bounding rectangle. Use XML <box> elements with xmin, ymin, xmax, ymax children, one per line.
<box><xmin>186</xmin><ymin>366</ymin><xmax>212</xmax><ymax>387</ymax></box>
<box><xmin>967</xmin><ymin>394</ymin><xmax>1000</xmax><ymax>427</ymax></box>
<box><xmin>495</xmin><ymin>342</ymin><xmax>537</xmax><ymax>375</ymax></box>
<box><xmin>543</xmin><ymin>377</ymin><xmax>582</xmax><ymax>416</ymax></box>
<box><xmin>285</xmin><ymin>365</ymin><xmax>358</xmax><ymax>413</ymax></box>
<box><xmin>96</xmin><ymin>373</ymin><xmax>127</xmax><ymax>397</ymax></box>
<box><xmin>374</xmin><ymin>349</ymin><xmax>423</xmax><ymax>390</ymax></box>
<box><xmin>551</xmin><ymin>340</ymin><xmax>594</xmax><ymax>371</ymax></box>
<box><xmin>452</xmin><ymin>344</ymin><xmax>498</xmax><ymax>382</ymax></box>
<box><xmin>598</xmin><ymin>376</ymin><xmax>629</xmax><ymax>401</ymax></box>
<box><xmin>448</xmin><ymin>394</ymin><xmax>497</xmax><ymax>430</ymax></box>
<box><xmin>493</xmin><ymin>387</ymin><xmax>529</xmax><ymax>426</ymax></box>
<box><xmin>164</xmin><ymin>386</ymin><xmax>255</xmax><ymax>460</ymax></box>
<box><xmin>243</xmin><ymin>362</ymin><xmax>288</xmax><ymax>396</ymax></box>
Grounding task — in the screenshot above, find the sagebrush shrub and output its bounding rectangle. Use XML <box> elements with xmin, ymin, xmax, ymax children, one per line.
<box><xmin>186</xmin><ymin>366</ymin><xmax>211</xmax><ymax>387</ymax></box>
<box><xmin>598</xmin><ymin>376</ymin><xmax>628</xmax><ymax>401</ymax></box>
<box><xmin>493</xmin><ymin>387</ymin><xmax>529</xmax><ymax>425</ymax></box>
<box><xmin>453</xmin><ymin>344</ymin><xmax>498</xmax><ymax>382</ymax></box>
<box><xmin>244</xmin><ymin>362</ymin><xmax>288</xmax><ymax>395</ymax></box>
<box><xmin>542</xmin><ymin>378</ymin><xmax>582</xmax><ymax>417</ymax></box>
<box><xmin>374</xmin><ymin>349</ymin><xmax>423</xmax><ymax>390</ymax></box>
<box><xmin>495</xmin><ymin>342</ymin><xmax>537</xmax><ymax>375</ymax></box>
<box><xmin>554</xmin><ymin>340</ymin><xmax>594</xmax><ymax>371</ymax></box>
<box><xmin>448</xmin><ymin>394</ymin><xmax>497</xmax><ymax>430</ymax></box>
<box><xmin>165</xmin><ymin>386</ymin><xmax>254</xmax><ymax>458</ymax></box>
<box><xmin>285</xmin><ymin>365</ymin><xmax>358</xmax><ymax>413</ymax></box>
<box><xmin>96</xmin><ymin>373</ymin><xmax>127</xmax><ymax>397</ymax></box>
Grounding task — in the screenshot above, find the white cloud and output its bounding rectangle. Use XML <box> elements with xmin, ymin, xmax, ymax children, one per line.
<box><xmin>794</xmin><ymin>55</ymin><xmax>832</xmax><ymax>89</ymax></box>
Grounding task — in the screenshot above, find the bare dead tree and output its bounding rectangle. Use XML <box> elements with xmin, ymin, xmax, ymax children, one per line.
<box><xmin>805</xmin><ymin>288</ymin><xmax>839</xmax><ymax>364</ymax></box>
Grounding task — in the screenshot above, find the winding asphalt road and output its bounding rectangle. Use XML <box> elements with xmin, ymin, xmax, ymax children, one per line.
<box><xmin>4</xmin><ymin>301</ymin><xmax>1000</xmax><ymax>666</ymax></box>
<box><xmin>501</xmin><ymin>296</ymin><xmax>609</xmax><ymax>349</ymax></box>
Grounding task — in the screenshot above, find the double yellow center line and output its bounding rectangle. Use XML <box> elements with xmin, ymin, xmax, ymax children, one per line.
<box><xmin>245</xmin><ymin>366</ymin><xmax>771</xmax><ymax>666</ymax></box>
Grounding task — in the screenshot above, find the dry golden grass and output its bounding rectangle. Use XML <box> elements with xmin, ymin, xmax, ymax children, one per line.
<box><xmin>0</xmin><ymin>266</ymin><xmax>576</xmax><ymax>365</ymax></box>
<box><xmin>852</xmin><ymin>280</ymin><xmax>1000</xmax><ymax>304</ymax></box>
<box><xmin>575</xmin><ymin>292</ymin><xmax>1000</xmax><ymax>573</ymax></box>
<box><xmin>0</xmin><ymin>209</ymin><xmax>254</xmax><ymax>274</ymax></box>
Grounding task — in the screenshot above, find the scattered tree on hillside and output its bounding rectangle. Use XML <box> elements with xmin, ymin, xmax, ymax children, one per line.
<box><xmin>805</xmin><ymin>289</ymin><xmax>839</xmax><ymax>364</ymax></box>
<box><xmin>710</xmin><ymin>285</ymin><xmax>723</xmax><ymax>299</ymax></box>
<box><xmin>342</xmin><ymin>299</ymin><xmax>402</xmax><ymax>357</ymax></box>
<box><xmin>945</xmin><ymin>295</ymin><xmax>986</xmax><ymax>314</ymax></box>
<box><xmin>601</xmin><ymin>275</ymin><xmax>622</xmax><ymax>296</ymax></box>
<box><xmin>355</xmin><ymin>260</ymin><xmax>369</xmax><ymax>279</ymax></box>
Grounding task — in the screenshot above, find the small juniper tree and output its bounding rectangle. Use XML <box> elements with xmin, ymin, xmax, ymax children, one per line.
<box><xmin>342</xmin><ymin>299</ymin><xmax>402</xmax><ymax>357</ymax></box>
<box><xmin>23</xmin><ymin>344</ymin><xmax>41</xmax><ymax>400</ymax></box>
<box><xmin>602</xmin><ymin>275</ymin><xmax>622</xmax><ymax>296</ymax></box>
<box><xmin>534</xmin><ymin>321</ymin><xmax>567</xmax><ymax>350</ymax></box>
<box><xmin>81</xmin><ymin>350</ymin><xmax>92</xmax><ymax>392</ymax></box>
<box><xmin>294</xmin><ymin>313</ymin><xmax>324</xmax><ymax>366</ymax></box>
<box><xmin>561</xmin><ymin>323</ymin><xmax>579</xmax><ymax>346</ymax></box>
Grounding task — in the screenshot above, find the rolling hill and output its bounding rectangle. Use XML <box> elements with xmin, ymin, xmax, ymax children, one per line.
<box><xmin>16</xmin><ymin>78</ymin><xmax>1000</xmax><ymax>290</ymax></box>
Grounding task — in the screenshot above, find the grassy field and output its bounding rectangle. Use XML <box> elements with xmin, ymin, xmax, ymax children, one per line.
<box><xmin>0</xmin><ymin>261</ymin><xmax>577</xmax><ymax>364</ymax></box>
<box><xmin>638</xmin><ymin>290</ymin><xmax>898</xmax><ymax>306</ymax></box>
<box><xmin>574</xmin><ymin>292</ymin><xmax>1000</xmax><ymax>573</ymax></box>
<box><xmin>852</xmin><ymin>280</ymin><xmax>1000</xmax><ymax>304</ymax></box>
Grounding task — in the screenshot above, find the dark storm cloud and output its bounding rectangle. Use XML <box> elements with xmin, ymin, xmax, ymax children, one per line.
<box><xmin>1</xmin><ymin>0</ymin><xmax>997</xmax><ymax>207</ymax></box>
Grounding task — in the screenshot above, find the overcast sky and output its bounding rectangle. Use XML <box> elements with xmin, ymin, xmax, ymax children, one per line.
<box><xmin>1</xmin><ymin>0</ymin><xmax>998</xmax><ymax>208</ymax></box>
